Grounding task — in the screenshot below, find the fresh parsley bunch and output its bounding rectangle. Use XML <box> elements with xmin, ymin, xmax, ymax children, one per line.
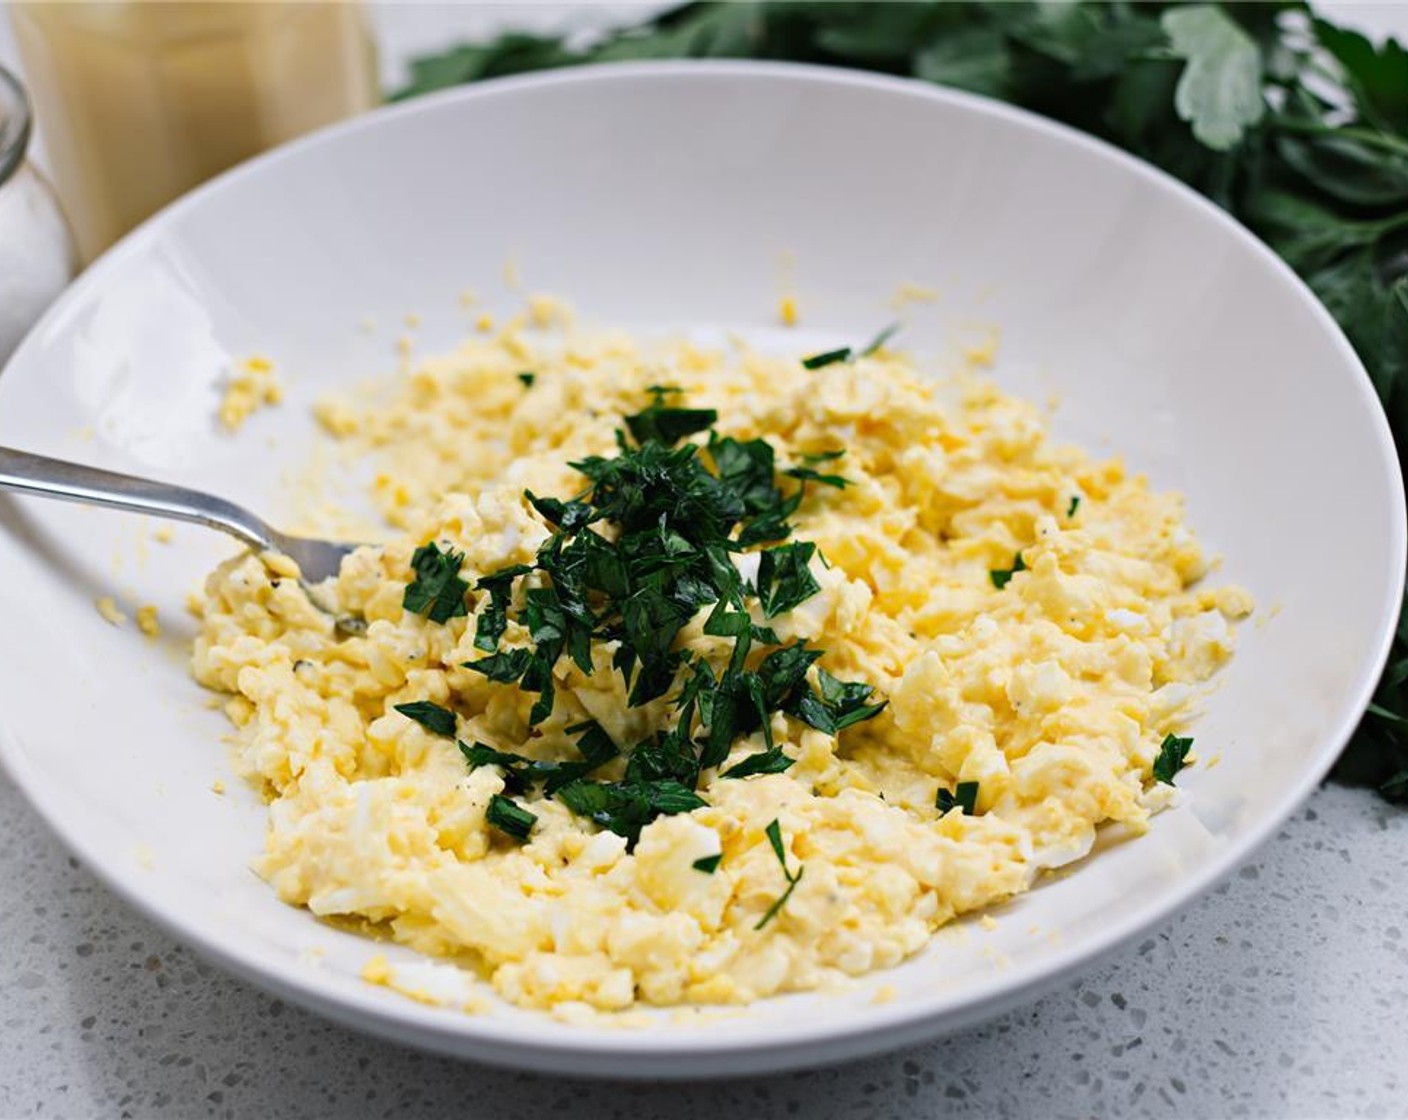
<box><xmin>395</xmin><ymin>1</ymin><xmax>1408</xmax><ymax>801</ymax></box>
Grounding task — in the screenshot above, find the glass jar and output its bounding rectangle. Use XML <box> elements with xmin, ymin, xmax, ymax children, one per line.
<box><xmin>10</xmin><ymin>1</ymin><xmax>378</xmax><ymax>264</ymax></box>
<box><xmin>0</xmin><ymin>64</ymin><xmax>77</xmax><ymax>368</ymax></box>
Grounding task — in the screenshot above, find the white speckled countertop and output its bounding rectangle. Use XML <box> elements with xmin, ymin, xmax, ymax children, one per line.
<box><xmin>3</xmin><ymin>4</ymin><xmax>1408</xmax><ymax>1117</ymax></box>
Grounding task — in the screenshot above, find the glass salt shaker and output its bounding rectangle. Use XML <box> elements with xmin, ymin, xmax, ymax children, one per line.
<box><xmin>0</xmin><ymin>64</ymin><xmax>77</xmax><ymax>368</ymax></box>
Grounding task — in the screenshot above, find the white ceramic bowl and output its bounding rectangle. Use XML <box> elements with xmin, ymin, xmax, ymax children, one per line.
<box><xmin>0</xmin><ymin>63</ymin><xmax>1401</xmax><ymax>1078</ymax></box>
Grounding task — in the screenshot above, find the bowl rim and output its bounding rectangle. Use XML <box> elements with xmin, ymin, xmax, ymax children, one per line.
<box><xmin>1</xmin><ymin>58</ymin><xmax>1403</xmax><ymax>1076</ymax></box>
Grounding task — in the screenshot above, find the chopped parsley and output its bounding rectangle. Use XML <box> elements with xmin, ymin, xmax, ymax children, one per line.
<box><xmin>485</xmin><ymin>793</ymin><xmax>537</xmax><ymax>842</ymax></box>
<box><xmin>792</xmin><ymin>667</ymin><xmax>887</xmax><ymax>735</ymax></box>
<box><xmin>691</xmin><ymin>853</ymin><xmax>723</xmax><ymax>875</ymax></box>
<box><xmin>802</xmin><ymin>324</ymin><xmax>902</xmax><ymax>370</ymax></box>
<box><xmin>783</xmin><ymin>464</ymin><xmax>848</xmax><ymax>489</ymax></box>
<box><xmin>722</xmin><ymin>747</ymin><xmax>793</xmax><ymax>779</ymax></box>
<box><xmin>1067</xmin><ymin>495</ymin><xmax>1081</xmax><ymax>518</ymax></box>
<box><xmin>755</xmin><ymin>818</ymin><xmax>804</xmax><ymax>930</ymax></box>
<box><xmin>1153</xmin><ymin>734</ymin><xmax>1194</xmax><ymax>785</ymax></box>
<box><xmin>859</xmin><ymin>322</ymin><xmax>900</xmax><ymax>357</ymax></box>
<box><xmin>990</xmin><ymin>552</ymin><xmax>1027</xmax><ymax>590</ymax></box>
<box><xmin>460</xmin><ymin>720</ymin><xmax>619</xmax><ymax>795</ymax></box>
<box><xmin>623</xmin><ymin>385</ymin><xmax>717</xmax><ymax>447</ymax></box>
<box><xmin>399</xmin><ymin>387</ymin><xmax>887</xmax><ymax>846</ymax></box>
<box><xmin>756</xmin><ymin>542</ymin><xmax>822</xmax><ymax>617</ymax></box>
<box><xmin>473</xmin><ymin>564</ymin><xmax>532</xmax><ymax>652</ymax></box>
<box><xmin>517</xmin><ymin>371</ymin><xmax>536</xmax><ymax>388</ymax></box>
<box><xmin>462</xmin><ymin>648</ymin><xmax>534</xmax><ymax>683</ymax></box>
<box><xmin>936</xmin><ymin>780</ymin><xmax>980</xmax><ymax>816</ymax></box>
<box><xmin>393</xmin><ymin>701</ymin><xmax>456</xmax><ymax>738</ymax></box>
<box><xmin>403</xmin><ymin>542</ymin><xmax>469</xmax><ymax>623</ymax></box>
<box><xmin>554</xmin><ymin>778</ymin><xmax>707</xmax><ymax>845</ymax></box>
<box><xmin>801</xmin><ymin>346</ymin><xmax>851</xmax><ymax>370</ymax></box>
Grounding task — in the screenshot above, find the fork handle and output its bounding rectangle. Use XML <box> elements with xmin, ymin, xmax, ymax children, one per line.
<box><xmin>0</xmin><ymin>444</ymin><xmax>275</xmax><ymax>553</ymax></box>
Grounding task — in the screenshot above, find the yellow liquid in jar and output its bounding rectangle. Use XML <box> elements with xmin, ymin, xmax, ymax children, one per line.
<box><xmin>12</xmin><ymin>1</ymin><xmax>378</xmax><ymax>263</ymax></box>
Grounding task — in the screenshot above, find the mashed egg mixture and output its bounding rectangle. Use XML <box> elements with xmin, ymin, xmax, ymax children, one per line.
<box><xmin>191</xmin><ymin>306</ymin><xmax>1250</xmax><ymax>1015</ymax></box>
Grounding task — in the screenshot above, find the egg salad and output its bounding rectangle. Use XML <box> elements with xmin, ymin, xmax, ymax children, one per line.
<box><xmin>191</xmin><ymin>305</ymin><xmax>1250</xmax><ymax>1015</ymax></box>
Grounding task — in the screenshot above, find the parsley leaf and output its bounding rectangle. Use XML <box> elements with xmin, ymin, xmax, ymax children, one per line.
<box><xmin>517</xmin><ymin>371</ymin><xmax>536</xmax><ymax>388</ymax></box>
<box><xmin>462</xmin><ymin>648</ymin><xmax>533</xmax><ymax>683</ymax></box>
<box><xmin>859</xmin><ymin>322</ymin><xmax>901</xmax><ymax>357</ymax></box>
<box><xmin>1153</xmin><ymin>734</ymin><xmax>1194</xmax><ymax>785</ymax></box>
<box><xmin>474</xmin><ymin>564</ymin><xmax>532</xmax><ymax>652</ymax></box>
<box><xmin>526</xmin><ymin>491</ymin><xmax>598</xmax><ymax>532</ymax></box>
<box><xmin>754</xmin><ymin>818</ymin><xmax>804</xmax><ymax>930</ymax></box>
<box><xmin>801</xmin><ymin>346</ymin><xmax>852</xmax><ymax>370</ymax></box>
<box><xmin>692</xmin><ymin>853</ymin><xmax>723</xmax><ymax>874</ymax></box>
<box><xmin>801</xmin><ymin>326</ymin><xmax>899</xmax><ymax>370</ymax></box>
<box><xmin>1163</xmin><ymin>5</ymin><xmax>1265</xmax><ymax>151</ymax></box>
<box><xmin>624</xmin><ymin>390</ymin><xmax>718</xmax><ymax>446</ymax></box>
<box><xmin>554</xmin><ymin>777</ymin><xmax>706</xmax><ymax>848</ymax></box>
<box><xmin>459</xmin><ymin>721</ymin><xmax>619</xmax><ymax>796</ymax></box>
<box><xmin>393</xmin><ymin>701</ymin><xmax>456</xmax><ymax>738</ymax></box>
<box><xmin>936</xmin><ymin>780</ymin><xmax>981</xmax><ymax>816</ymax></box>
<box><xmin>783</xmin><ymin>465</ymin><xmax>848</xmax><ymax>489</ymax></box>
<box><xmin>756</xmin><ymin>542</ymin><xmax>821</xmax><ymax>617</ymax></box>
<box><xmin>818</xmin><ymin>667</ymin><xmax>888</xmax><ymax>731</ymax></box>
<box><xmin>708</xmin><ymin>434</ymin><xmax>779</xmax><ymax>515</ymax></box>
<box><xmin>1067</xmin><ymin>495</ymin><xmax>1081</xmax><ymax>518</ymax></box>
<box><xmin>486</xmin><ymin>793</ymin><xmax>537</xmax><ymax>842</ymax></box>
<box><xmin>403</xmin><ymin>543</ymin><xmax>469</xmax><ymax>624</ymax></box>
<box><xmin>722</xmin><ymin>747</ymin><xmax>794</xmax><ymax>779</ymax></box>
<box><xmin>990</xmin><ymin>552</ymin><xmax>1027</xmax><ymax>590</ymax></box>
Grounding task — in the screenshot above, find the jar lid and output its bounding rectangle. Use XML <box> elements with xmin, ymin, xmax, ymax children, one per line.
<box><xmin>0</xmin><ymin>65</ymin><xmax>31</xmax><ymax>189</ymax></box>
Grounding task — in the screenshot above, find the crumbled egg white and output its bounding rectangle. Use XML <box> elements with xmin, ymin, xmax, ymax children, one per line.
<box><xmin>192</xmin><ymin>304</ymin><xmax>1249</xmax><ymax>1015</ymax></box>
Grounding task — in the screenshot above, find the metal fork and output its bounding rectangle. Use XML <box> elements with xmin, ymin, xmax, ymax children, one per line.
<box><xmin>0</xmin><ymin>445</ymin><xmax>362</xmax><ymax>591</ymax></box>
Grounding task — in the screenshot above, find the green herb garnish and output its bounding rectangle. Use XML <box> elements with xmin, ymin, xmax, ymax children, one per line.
<box><xmin>990</xmin><ymin>552</ymin><xmax>1027</xmax><ymax>590</ymax></box>
<box><xmin>393</xmin><ymin>701</ymin><xmax>456</xmax><ymax>738</ymax></box>
<box><xmin>722</xmin><ymin>747</ymin><xmax>794</xmax><ymax>779</ymax></box>
<box><xmin>397</xmin><ymin>387</ymin><xmax>886</xmax><ymax>845</ymax></box>
<box><xmin>623</xmin><ymin>384</ymin><xmax>717</xmax><ymax>447</ymax></box>
<box><xmin>754</xmin><ymin>818</ymin><xmax>804</xmax><ymax>930</ymax></box>
<box><xmin>462</xmin><ymin>648</ymin><xmax>534</xmax><ymax>683</ymax></box>
<box><xmin>692</xmin><ymin>853</ymin><xmax>723</xmax><ymax>874</ymax></box>
<box><xmin>1153</xmin><ymin>734</ymin><xmax>1194</xmax><ymax>785</ymax></box>
<box><xmin>554</xmin><ymin>778</ymin><xmax>707</xmax><ymax>846</ymax></box>
<box><xmin>936</xmin><ymin>780</ymin><xmax>980</xmax><ymax>816</ymax></box>
<box><xmin>792</xmin><ymin>667</ymin><xmax>887</xmax><ymax>735</ymax></box>
<box><xmin>625</xmin><ymin>403</ymin><xmax>718</xmax><ymax>447</ymax></box>
<box><xmin>859</xmin><ymin>322</ymin><xmax>901</xmax><ymax>357</ymax></box>
<box><xmin>485</xmin><ymin>793</ymin><xmax>537</xmax><ymax>842</ymax></box>
<box><xmin>517</xmin><ymin>371</ymin><xmax>536</xmax><ymax>388</ymax></box>
<box><xmin>755</xmin><ymin>542</ymin><xmax>821</xmax><ymax>617</ymax></box>
<box><xmin>460</xmin><ymin>721</ymin><xmax>618</xmax><ymax>795</ymax></box>
<box><xmin>473</xmin><ymin>564</ymin><xmax>533</xmax><ymax>652</ymax></box>
<box><xmin>801</xmin><ymin>347</ymin><xmax>851</xmax><ymax>370</ymax></box>
<box><xmin>1067</xmin><ymin>495</ymin><xmax>1081</xmax><ymax>518</ymax></box>
<box><xmin>403</xmin><ymin>542</ymin><xmax>469</xmax><ymax>624</ymax></box>
<box><xmin>783</xmin><ymin>464</ymin><xmax>848</xmax><ymax>489</ymax></box>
